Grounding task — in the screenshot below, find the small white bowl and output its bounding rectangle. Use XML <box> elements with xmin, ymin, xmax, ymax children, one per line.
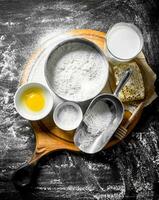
<box><xmin>14</xmin><ymin>82</ymin><xmax>54</xmax><ymax>121</ymax></box>
<box><xmin>53</xmin><ymin>102</ymin><xmax>83</xmax><ymax>131</ymax></box>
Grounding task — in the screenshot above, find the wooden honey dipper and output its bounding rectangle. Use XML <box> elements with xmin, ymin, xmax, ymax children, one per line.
<box><xmin>115</xmin><ymin>102</ymin><xmax>144</xmax><ymax>140</ymax></box>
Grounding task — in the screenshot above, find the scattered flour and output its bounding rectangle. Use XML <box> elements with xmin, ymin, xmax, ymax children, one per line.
<box><xmin>46</xmin><ymin>41</ymin><xmax>108</xmax><ymax>101</ymax></box>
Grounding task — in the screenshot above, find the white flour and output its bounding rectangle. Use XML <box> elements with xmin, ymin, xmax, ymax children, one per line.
<box><xmin>77</xmin><ymin>100</ymin><xmax>114</xmax><ymax>152</ymax></box>
<box><xmin>84</xmin><ymin>101</ymin><xmax>113</xmax><ymax>135</ymax></box>
<box><xmin>57</xmin><ymin>105</ymin><xmax>78</xmax><ymax>128</ymax></box>
<box><xmin>47</xmin><ymin>41</ymin><xmax>108</xmax><ymax>101</ymax></box>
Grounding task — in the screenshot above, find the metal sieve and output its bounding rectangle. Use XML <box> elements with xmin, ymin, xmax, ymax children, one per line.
<box><xmin>44</xmin><ymin>37</ymin><xmax>109</xmax><ymax>103</ymax></box>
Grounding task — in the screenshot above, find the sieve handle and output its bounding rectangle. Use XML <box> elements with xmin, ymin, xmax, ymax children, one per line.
<box><xmin>114</xmin><ymin>68</ymin><xmax>132</xmax><ymax>97</ymax></box>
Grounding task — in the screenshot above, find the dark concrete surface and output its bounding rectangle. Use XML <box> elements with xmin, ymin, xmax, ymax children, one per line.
<box><xmin>0</xmin><ymin>0</ymin><xmax>159</xmax><ymax>199</ymax></box>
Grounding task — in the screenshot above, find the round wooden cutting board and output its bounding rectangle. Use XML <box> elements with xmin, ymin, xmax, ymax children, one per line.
<box><xmin>20</xmin><ymin>29</ymin><xmax>155</xmax><ymax>164</ymax></box>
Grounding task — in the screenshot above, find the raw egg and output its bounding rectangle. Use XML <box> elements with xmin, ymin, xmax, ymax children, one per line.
<box><xmin>14</xmin><ymin>82</ymin><xmax>53</xmax><ymax>121</ymax></box>
<box><xmin>21</xmin><ymin>87</ymin><xmax>45</xmax><ymax>112</ymax></box>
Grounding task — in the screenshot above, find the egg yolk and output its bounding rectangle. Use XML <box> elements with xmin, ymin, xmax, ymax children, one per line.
<box><xmin>21</xmin><ymin>87</ymin><xmax>45</xmax><ymax>112</ymax></box>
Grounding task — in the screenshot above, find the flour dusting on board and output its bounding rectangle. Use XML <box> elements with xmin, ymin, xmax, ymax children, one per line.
<box><xmin>46</xmin><ymin>41</ymin><xmax>108</xmax><ymax>101</ymax></box>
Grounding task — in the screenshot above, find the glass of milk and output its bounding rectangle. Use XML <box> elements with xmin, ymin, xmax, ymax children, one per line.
<box><xmin>106</xmin><ymin>22</ymin><xmax>143</xmax><ymax>63</ymax></box>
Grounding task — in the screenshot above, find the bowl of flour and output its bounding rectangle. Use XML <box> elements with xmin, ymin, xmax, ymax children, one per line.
<box><xmin>45</xmin><ymin>38</ymin><xmax>109</xmax><ymax>102</ymax></box>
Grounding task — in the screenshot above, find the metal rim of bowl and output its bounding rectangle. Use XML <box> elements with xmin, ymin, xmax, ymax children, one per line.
<box><xmin>44</xmin><ymin>37</ymin><xmax>109</xmax><ymax>103</ymax></box>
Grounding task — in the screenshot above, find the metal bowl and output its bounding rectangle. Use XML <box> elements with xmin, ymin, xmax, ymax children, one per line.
<box><xmin>44</xmin><ymin>37</ymin><xmax>109</xmax><ymax>103</ymax></box>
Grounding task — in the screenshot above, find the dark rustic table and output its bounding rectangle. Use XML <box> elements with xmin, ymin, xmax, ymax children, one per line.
<box><xmin>0</xmin><ymin>0</ymin><xmax>159</xmax><ymax>199</ymax></box>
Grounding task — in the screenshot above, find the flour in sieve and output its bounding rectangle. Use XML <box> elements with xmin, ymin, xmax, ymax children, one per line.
<box><xmin>47</xmin><ymin>42</ymin><xmax>107</xmax><ymax>101</ymax></box>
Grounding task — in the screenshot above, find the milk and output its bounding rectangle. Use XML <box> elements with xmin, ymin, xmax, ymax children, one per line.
<box><xmin>107</xmin><ymin>23</ymin><xmax>143</xmax><ymax>61</ymax></box>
